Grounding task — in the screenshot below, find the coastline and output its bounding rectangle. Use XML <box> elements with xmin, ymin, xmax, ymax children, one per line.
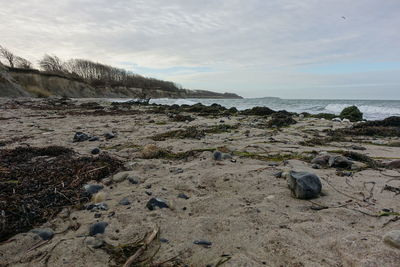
<box><xmin>1</xmin><ymin>97</ymin><xmax>400</xmax><ymax>266</ymax></box>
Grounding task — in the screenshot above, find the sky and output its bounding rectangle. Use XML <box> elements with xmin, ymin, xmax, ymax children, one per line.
<box><xmin>0</xmin><ymin>0</ymin><xmax>399</xmax><ymax>99</ymax></box>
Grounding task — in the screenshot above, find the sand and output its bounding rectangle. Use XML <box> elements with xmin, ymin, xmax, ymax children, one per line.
<box><xmin>0</xmin><ymin>97</ymin><xmax>399</xmax><ymax>266</ymax></box>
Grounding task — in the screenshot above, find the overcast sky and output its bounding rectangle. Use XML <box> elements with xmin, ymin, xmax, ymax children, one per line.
<box><xmin>1</xmin><ymin>0</ymin><xmax>399</xmax><ymax>99</ymax></box>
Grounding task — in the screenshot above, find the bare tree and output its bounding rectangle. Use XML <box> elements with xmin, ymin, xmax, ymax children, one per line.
<box><xmin>39</xmin><ymin>54</ymin><xmax>66</xmax><ymax>73</ymax></box>
<box><xmin>15</xmin><ymin>56</ymin><xmax>33</xmax><ymax>69</ymax></box>
<box><xmin>0</xmin><ymin>45</ymin><xmax>16</xmax><ymax>68</ymax></box>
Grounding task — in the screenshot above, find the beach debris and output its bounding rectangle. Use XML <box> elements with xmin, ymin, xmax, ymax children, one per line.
<box><xmin>193</xmin><ymin>240</ymin><xmax>212</xmax><ymax>247</ymax></box>
<box><xmin>119</xmin><ymin>197</ymin><xmax>131</xmax><ymax>205</ymax></box>
<box><xmin>91</xmin><ymin>147</ymin><xmax>100</xmax><ymax>154</ymax></box>
<box><xmin>287</xmin><ymin>171</ymin><xmax>322</xmax><ymax>199</ymax></box>
<box><xmin>30</xmin><ymin>228</ymin><xmax>54</xmax><ymax>240</ymax></box>
<box><xmin>84</xmin><ymin>184</ymin><xmax>104</xmax><ymax>195</ymax></box>
<box><xmin>383</xmin><ymin>230</ymin><xmax>400</xmax><ymax>249</ymax></box>
<box><xmin>146</xmin><ymin>198</ymin><xmax>169</xmax><ymax>210</ymax></box>
<box><xmin>89</xmin><ymin>221</ymin><xmax>108</xmax><ymax>236</ymax></box>
<box><xmin>73</xmin><ymin>131</ymin><xmax>91</xmax><ymax>142</ymax></box>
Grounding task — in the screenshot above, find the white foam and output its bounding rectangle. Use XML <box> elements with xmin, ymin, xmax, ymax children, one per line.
<box><xmin>325</xmin><ymin>104</ymin><xmax>400</xmax><ymax>117</ymax></box>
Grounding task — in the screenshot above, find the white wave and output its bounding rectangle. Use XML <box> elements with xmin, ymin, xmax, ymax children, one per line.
<box><xmin>173</xmin><ymin>99</ymin><xmax>199</xmax><ymax>106</ymax></box>
<box><xmin>325</xmin><ymin>104</ymin><xmax>400</xmax><ymax>116</ymax></box>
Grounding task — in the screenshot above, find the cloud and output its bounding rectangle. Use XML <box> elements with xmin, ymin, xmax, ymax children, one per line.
<box><xmin>0</xmin><ymin>0</ymin><xmax>399</xmax><ymax>98</ymax></box>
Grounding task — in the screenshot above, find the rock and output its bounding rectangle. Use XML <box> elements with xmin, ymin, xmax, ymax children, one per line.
<box><xmin>128</xmin><ymin>177</ymin><xmax>140</xmax><ymax>184</ymax></box>
<box><xmin>311</xmin><ymin>164</ymin><xmax>321</xmax><ymax>169</ymax></box>
<box><xmin>170</xmin><ymin>167</ymin><xmax>184</xmax><ymax>174</ymax></box>
<box><xmin>89</xmin><ymin>221</ymin><xmax>108</xmax><ymax>236</ymax></box>
<box><xmin>351</xmin><ymin>145</ymin><xmax>366</xmax><ymax>151</ymax></box>
<box><xmin>146</xmin><ymin>198</ymin><xmax>169</xmax><ymax>210</ymax></box>
<box><xmin>383</xmin><ymin>230</ymin><xmax>400</xmax><ymax>249</ymax></box>
<box><xmin>141</xmin><ymin>144</ymin><xmax>163</xmax><ymax>159</ymax></box>
<box><xmin>386</xmin><ymin>160</ymin><xmax>400</xmax><ymax>169</ymax></box>
<box><xmin>88</xmin><ymin>136</ymin><xmax>99</xmax><ymax>141</ymax></box>
<box><xmin>287</xmin><ymin>171</ymin><xmax>322</xmax><ymax>199</ymax></box>
<box><xmin>340</xmin><ymin>106</ymin><xmax>363</xmax><ymax>122</ymax></box>
<box><xmin>85</xmin><ymin>236</ymin><xmax>104</xmax><ymax>248</ymax></box>
<box><xmin>30</xmin><ymin>228</ymin><xmax>54</xmax><ymax>240</ymax></box>
<box><xmin>112</xmin><ymin>171</ymin><xmax>131</xmax><ymax>183</ymax></box>
<box><xmin>91</xmin><ymin>148</ymin><xmax>100</xmax><ymax>155</ymax></box>
<box><xmin>273</xmin><ymin>171</ymin><xmax>283</xmax><ymax>178</ymax></box>
<box><xmin>178</xmin><ymin>193</ymin><xmax>190</xmax><ymax>199</ymax></box>
<box><xmin>73</xmin><ymin>132</ymin><xmax>91</xmax><ymax>142</ymax></box>
<box><xmin>92</xmin><ymin>192</ymin><xmax>106</xmax><ymax>203</ymax></box>
<box><xmin>84</xmin><ymin>184</ymin><xmax>104</xmax><ymax>194</ymax></box>
<box><xmin>104</xmin><ymin>132</ymin><xmax>115</xmax><ymax>140</ymax></box>
<box><xmin>159</xmin><ymin>238</ymin><xmax>169</xmax><ymax>243</ymax></box>
<box><xmin>86</xmin><ymin>202</ymin><xmax>109</xmax><ymax>211</ymax></box>
<box><xmin>311</xmin><ymin>155</ymin><xmax>330</xmax><ymax>166</ymax></box>
<box><xmin>351</xmin><ymin>161</ymin><xmax>368</xmax><ymax>171</ymax></box>
<box><xmin>213</xmin><ymin>151</ymin><xmax>222</xmax><ymax>161</ymax></box>
<box><xmin>336</xmin><ymin>170</ymin><xmax>353</xmax><ymax>177</ymax></box>
<box><xmin>332</xmin><ymin>117</ymin><xmax>342</xmax><ymax>122</ymax></box>
<box><xmin>266</xmin><ymin>112</ymin><xmax>297</xmax><ymax>128</ymax></box>
<box><xmin>342</xmin><ymin>118</ymin><xmax>351</xmax><ymax>123</ymax></box>
<box><xmin>193</xmin><ymin>240</ymin><xmax>212</xmax><ymax>247</ymax></box>
<box><xmin>329</xmin><ymin>156</ymin><xmax>353</xmax><ymax>169</ymax></box>
<box><xmin>119</xmin><ymin>197</ymin><xmax>131</xmax><ymax>205</ymax></box>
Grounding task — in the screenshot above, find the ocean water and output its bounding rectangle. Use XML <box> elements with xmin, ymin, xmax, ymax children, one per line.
<box><xmin>147</xmin><ymin>97</ymin><xmax>400</xmax><ymax>120</ymax></box>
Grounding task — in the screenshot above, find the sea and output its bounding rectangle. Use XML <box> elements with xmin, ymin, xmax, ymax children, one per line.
<box><xmin>112</xmin><ymin>97</ymin><xmax>400</xmax><ymax>121</ymax></box>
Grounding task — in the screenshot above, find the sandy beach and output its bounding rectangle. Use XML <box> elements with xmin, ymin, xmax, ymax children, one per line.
<box><xmin>1</xmin><ymin>97</ymin><xmax>400</xmax><ymax>267</ymax></box>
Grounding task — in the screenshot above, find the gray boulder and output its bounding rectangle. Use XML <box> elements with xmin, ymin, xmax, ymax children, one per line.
<box><xmin>311</xmin><ymin>155</ymin><xmax>330</xmax><ymax>166</ymax></box>
<box><xmin>287</xmin><ymin>171</ymin><xmax>322</xmax><ymax>199</ymax></box>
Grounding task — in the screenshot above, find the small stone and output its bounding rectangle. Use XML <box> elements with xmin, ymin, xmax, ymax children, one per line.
<box><xmin>112</xmin><ymin>171</ymin><xmax>131</xmax><ymax>183</ymax></box>
<box><xmin>193</xmin><ymin>240</ymin><xmax>212</xmax><ymax>247</ymax></box>
<box><xmin>88</xmin><ymin>136</ymin><xmax>99</xmax><ymax>141</ymax></box>
<box><xmin>91</xmin><ymin>148</ymin><xmax>100</xmax><ymax>155</ymax></box>
<box><xmin>128</xmin><ymin>177</ymin><xmax>139</xmax><ymax>184</ymax></box>
<box><xmin>311</xmin><ymin>164</ymin><xmax>321</xmax><ymax>169</ymax></box>
<box><xmin>329</xmin><ymin>156</ymin><xmax>353</xmax><ymax>169</ymax></box>
<box><xmin>104</xmin><ymin>132</ymin><xmax>115</xmax><ymax>140</ymax></box>
<box><xmin>145</xmin><ymin>184</ymin><xmax>152</xmax><ymax>189</ymax></box>
<box><xmin>273</xmin><ymin>171</ymin><xmax>283</xmax><ymax>178</ymax></box>
<box><xmin>94</xmin><ymin>213</ymin><xmax>102</xmax><ymax>218</ymax></box>
<box><xmin>89</xmin><ymin>222</ymin><xmax>108</xmax><ymax>236</ymax></box>
<box><xmin>146</xmin><ymin>198</ymin><xmax>169</xmax><ymax>210</ymax></box>
<box><xmin>311</xmin><ymin>155</ymin><xmax>330</xmax><ymax>166</ymax></box>
<box><xmin>84</xmin><ymin>184</ymin><xmax>104</xmax><ymax>194</ymax></box>
<box><xmin>30</xmin><ymin>228</ymin><xmax>54</xmax><ymax>240</ymax></box>
<box><xmin>170</xmin><ymin>167</ymin><xmax>184</xmax><ymax>174</ymax></box>
<box><xmin>213</xmin><ymin>151</ymin><xmax>222</xmax><ymax>161</ymax></box>
<box><xmin>119</xmin><ymin>197</ymin><xmax>131</xmax><ymax>205</ymax></box>
<box><xmin>178</xmin><ymin>193</ymin><xmax>190</xmax><ymax>199</ymax></box>
<box><xmin>145</xmin><ymin>191</ymin><xmax>152</xmax><ymax>196</ymax></box>
<box><xmin>383</xmin><ymin>230</ymin><xmax>400</xmax><ymax>249</ymax></box>
<box><xmin>73</xmin><ymin>132</ymin><xmax>90</xmax><ymax>142</ymax></box>
<box><xmin>159</xmin><ymin>238</ymin><xmax>169</xmax><ymax>243</ymax></box>
<box><xmin>287</xmin><ymin>171</ymin><xmax>322</xmax><ymax>199</ymax></box>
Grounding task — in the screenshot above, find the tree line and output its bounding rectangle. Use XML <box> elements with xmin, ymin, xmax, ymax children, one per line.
<box><xmin>0</xmin><ymin>45</ymin><xmax>181</xmax><ymax>91</ymax></box>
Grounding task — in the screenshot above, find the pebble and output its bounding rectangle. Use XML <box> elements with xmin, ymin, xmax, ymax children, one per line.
<box><xmin>222</xmin><ymin>153</ymin><xmax>232</xmax><ymax>160</ymax></box>
<box><xmin>73</xmin><ymin>132</ymin><xmax>90</xmax><ymax>142</ymax></box>
<box><xmin>170</xmin><ymin>167</ymin><xmax>184</xmax><ymax>174</ymax></box>
<box><xmin>91</xmin><ymin>148</ymin><xmax>100</xmax><ymax>155</ymax></box>
<box><xmin>383</xmin><ymin>230</ymin><xmax>400</xmax><ymax>249</ymax></box>
<box><xmin>89</xmin><ymin>222</ymin><xmax>108</xmax><ymax>236</ymax></box>
<box><xmin>30</xmin><ymin>228</ymin><xmax>54</xmax><ymax>240</ymax></box>
<box><xmin>128</xmin><ymin>177</ymin><xmax>140</xmax><ymax>184</ymax></box>
<box><xmin>193</xmin><ymin>240</ymin><xmax>212</xmax><ymax>247</ymax></box>
<box><xmin>112</xmin><ymin>171</ymin><xmax>131</xmax><ymax>183</ymax></box>
<box><xmin>146</xmin><ymin>198</ymin><xmax>169</xmax><ymax>210</ymax></box>
<box><xmin>311</xmin><ymin>164</ymin><xmax>321</xmax><ymax>169</ymax></box>
<box><xmin>84</xmin><ymin>184</ymin><xmax>104</xmax><ymax>194</ymax></box>
<box><xmin>178</xmin><ymin>193</ymin><xmax>190</xmax><ymax>199</ymax></box>
<box><xmin>86</xmin><ymin>203</ymin><xmax>109</xmax><ymax>211</ymax></box>
<box><xmin>103</xmin><ymin>132</ymin><xmax>115</xmax><ymax>140</ymax></box>
<box><xmin>213</xmin><ymin>151</ymin><xmax>222</xmax><ymax>161</ymax></box>
<box><xmin>287</xmin><ymin>171</ymin><xmax>322</xmax><ymax>199</ymax></box>
<box><xmin>159</xmin><ymin>238</ymin><xmax>169</xmax><ymax>243</ymax></box>
<box><xmin>119</xmin><ymin>197</ymin><xmax>131</xmax><ymax>205</ymax></box>
<box><xmin>145</xmin><ymin>191</ymin><xmax>153</xmax><ymax>196</ymax></box>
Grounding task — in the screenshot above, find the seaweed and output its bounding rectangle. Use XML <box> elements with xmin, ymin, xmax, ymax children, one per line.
<box><xmin>0</xmin><ymin>146</ymin><xmax>123</xmax><ymax>241</ymax></box>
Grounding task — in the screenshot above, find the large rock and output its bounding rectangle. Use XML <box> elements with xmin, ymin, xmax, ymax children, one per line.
<box><xmin>383</xmin><ymin>230</ymin><xmax>400</xmax><ymax>249</ymax></box>
<box><xmin>340</xmin><ymin>106</ymin><xmax>363</xmax><ymax>122</ymax></box>
<box><xmin>287</xmin><ymin>171</ymin><xmax>322</xmax><ymax>199</ymax></box>
<box><xmin>311</xmin><ymin>154</ymin><xmax>330</xmax><ymax>166</ymax></box>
